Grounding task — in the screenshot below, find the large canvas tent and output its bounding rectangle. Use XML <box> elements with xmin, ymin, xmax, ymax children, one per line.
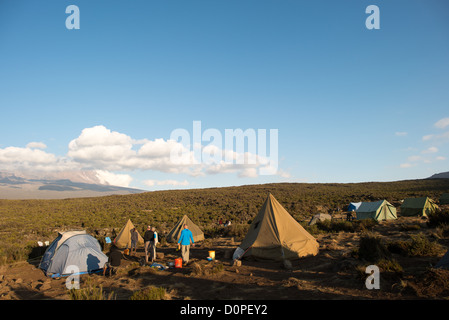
<box><xmin>166</xmin><ymin>215</ymin><xmax>204</xmax><ymax>243</ymax></box>
<box><xmin>234</xmin><ymin>193</ymin><xmax>319</xmax><ymax>261</ymax></box>
<box><xmin>113</xmin><ymin>218</ymin><xmax>144</xmax><ymax>249</ymax></box>
<box><xmin>440</xmin><ymin>193</ymin><xmax>449</xmax><ymax>205</ymax></box>
<box><xmin>356</xmin><ymin>200</ymin><xmax>397</xmax><ymax>221</ymax></box>
<box><xmin>39</xmin><ymin>230</ymin><xmax>108</xmax><ymax>277</ymax></box>
<box><xmin>400</xmin><ymin>197</ymin><xmax>438</xmax><ymax>217</ymax></box>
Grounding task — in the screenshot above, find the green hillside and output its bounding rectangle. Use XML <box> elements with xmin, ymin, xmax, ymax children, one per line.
<box><xmin>1</xmin><ymin>179</ymin><xmax>449</xmax><ymax>265</ymax></box>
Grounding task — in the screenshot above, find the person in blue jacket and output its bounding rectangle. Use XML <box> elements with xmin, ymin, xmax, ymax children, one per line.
<box><xmin>177</xmin><ymin>224</ymin><xmax>195</xmax><ymax>264</ymax></box>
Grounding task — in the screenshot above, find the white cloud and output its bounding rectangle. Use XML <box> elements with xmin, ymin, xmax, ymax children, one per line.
<box><xmin>400</xmin><ymin>163</ymin><xmax>414</xmax><ymax>168</ymax></box>
<box><xmin>435</xmin><ymin>117</ymin><xmax>449</xmax><ymax>129</ymax></box>
<box><xmin>395</xmin><ymin>132</ymin><xmax>407</xmax><ymax>136</ymax></box>
<box><xmin>421</xmin><ymin>147</ymin><xmax>438</xmax><ymax>154</ymax></box>
<box><xmin>0</xmin><ymin>125</ymin><xmax>286</xmax><ymax>187</ymax></box>
<box><xmin>436</xmin><ymin>156</ymin><xmax>446</xmax><ymax>161</ymax></box>
<box><xmin>238</xmin><ymin>168</ymin><xmax>258</xmax><ymax>178</ymax></box>
<box><xmin>407</xmin><ymin>155</ymin><xmax>422</xmax><ymax>162</ymax></box>
<box><xmin>26</xmin><ymin>142</ymin><xmax>47</xmax><ymax>149</ymax></box>
<box><xmin>143</xmin><ymin>179</ymin><xmax>189</xmax><ymax>187</ymax></box>
<box><xmin>95</xmin><ymin>170</ymin><xmax>133</xmax><ymax>187</ymax></box>
<box><xmin>277</xmin><ymin>169</ymin><xmax>292</xmax><ymax>179</ymax></box>
<box><xmin>0</xmin><ymin>146</ymin><xmax>73</xmax><ymax>172</ymax></box>
<box><xmin>422</xmin><ymin>134</ymin><xmax>434</xmax><ymax>141</ymax></box>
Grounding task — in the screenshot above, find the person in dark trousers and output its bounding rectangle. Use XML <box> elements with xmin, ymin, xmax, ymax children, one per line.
<box><xmin>130</xmin><ymin>227</ymin><xmax>139</xmax><ymax>256</ymax></box>
<box><xmin>347</xmin><ymin>210</ymin><xmax>355</xmax><ymax>221</ymax></box>
<box><xmin>144</xmin><ymin>226</ymin><xmax>154</xmax><ymax>264</ymax></box>
<box><xmin>149</xmin><ymin>226</ymin><xmax>158</xmax><ymax>263</ymax></box>
<box><xmin>103</xmin><ymin>244</ymin><xmax>123</xmax><ymax>276</ymax></box>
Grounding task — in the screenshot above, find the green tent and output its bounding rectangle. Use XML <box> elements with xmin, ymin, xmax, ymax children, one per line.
<box><xmin>400</xmin><ymin>197</ymin><xmax>438</xmax><ymax>217</ymax></box>
<box><xmin>356</xmin><ymin>200</ymin><xmax>397</xmax><ymax>221</ymax></box>
<box><xmin>440</xmin><ymin>193</ymin><xmax>449</xmax><ymax>205</ymax></box>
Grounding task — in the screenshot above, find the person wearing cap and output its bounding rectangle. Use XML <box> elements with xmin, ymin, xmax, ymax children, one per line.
<box><xmin>143</xmin><ymin>226</ymin><xmax>154</xmax><ymax>264</ymax></box>
<box><xmin>177</xmin><ymin>224</ymin><xmax>194</xmax><ymax>265</ymax></box>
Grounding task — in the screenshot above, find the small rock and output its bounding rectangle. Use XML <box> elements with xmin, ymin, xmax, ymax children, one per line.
<box><xmin>283</xmin><ymin>259</ymin><xmax>293</xmax><ymax>270</ymax></box>
<box><xmin>39</xmin><ymin>283</ymin><xmax>52</xmax><ymax>291</ymax></box>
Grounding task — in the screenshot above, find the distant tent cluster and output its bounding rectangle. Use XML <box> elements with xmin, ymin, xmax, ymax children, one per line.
<box><xmin>344</xmin><ymin>195</ymin><xmax>444</xmax><ymax>221</ymax></box>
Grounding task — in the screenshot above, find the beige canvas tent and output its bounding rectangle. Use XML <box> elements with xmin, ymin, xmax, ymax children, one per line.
<box><xmin>113</xmin><ymin>219</ymin><xmax>144</xmax><ymax>249</ymax></box>
<box><xmin>166</xmin><ymin>215</ymin><xmax>204</xmax><ymax>243</ymax></box>
<box><xmin>400</xmin><ymin>197</ymin><xmax>438</xmax><ymax>217</ymax></box>
<box><xmin>356</xmin><ymin>200</ymin><xmax>397</xmax><ymax>221</ymax></box>
<box><xmin>308</xmin><ymin>213</ymin><xmax>332</xmax><ymax>226</ymax></box>
<box><xmin>233</xmin><ymin>193</ymin><xmax>319</xmax><ymax>261</ymax></box>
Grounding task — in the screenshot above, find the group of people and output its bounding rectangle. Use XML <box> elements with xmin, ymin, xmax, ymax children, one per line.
<box><xmin>103</xmin><ymin>223</ymin><xmax>196</xmax><ymax>276</ymax></box>
<box><xmin>218</xmin><ymin>218</ymin><xmax>232</xmax><ymax>227</ymax></box>
<box><xmin>142</xmin><ymin>226</ymin><xmax>158</xmax><ymax>264</ymax></box>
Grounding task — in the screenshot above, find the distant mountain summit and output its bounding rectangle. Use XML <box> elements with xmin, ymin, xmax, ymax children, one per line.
<box><xmin>0</xmin><ymin>171</ymin><xmax>146</xmax><ymax>199</ymax></box>
<box><xmin>427</xmin><ymin>171</ymin><xmax>449</xmax><ymax>179</ymax></box>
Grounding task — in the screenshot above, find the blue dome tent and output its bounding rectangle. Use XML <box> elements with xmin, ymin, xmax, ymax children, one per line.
<box><xmin>39</xmin><ymin>230</ymin><xmax>108</xmax><ymax>278</ymax></box>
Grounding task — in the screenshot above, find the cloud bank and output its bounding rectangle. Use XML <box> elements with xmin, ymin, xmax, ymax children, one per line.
<box><xmin>0</xmin><ymin>125</ymin><xmax>285</xmax><ymax>188</ymax></box>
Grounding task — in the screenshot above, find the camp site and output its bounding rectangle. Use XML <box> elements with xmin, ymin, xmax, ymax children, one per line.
<box><xmin>1</xmin><ymin>179</ymin><xmax>449</xmax><ymax>301</ymax></box>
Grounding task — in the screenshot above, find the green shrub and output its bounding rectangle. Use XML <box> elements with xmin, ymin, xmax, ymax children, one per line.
<box><xmin>377</xmin><ymin>258</ymin><xmax>403</xmax><ymax>273</ymax></box>
<box><xmin>316</xmin><ymin>220</ymin><xmax>355</xmax><ymax>233</ymax></box>
<box><xmin>387</xmin><ymin>234</ymin><xmax>445</xmax><ymax>257</ymax></box>
<box><xmin>69</xmin><ymin>278</ymin><xmax>115</xmax><ymax>300</ymax></box>
<box><xmin>407</xmin><ymin>233</ymin><xmax>445</xmax><ymax>257</ymax></box>
<box><xmin>427</xmin><ymin>209</ymin><xmax>449</xmax><ymax>228</ymax></box>
<box><xmin>356</xmin><ymin>232</ymin><xmax>391</xmax><ymax>263</ymax></box>
<box><xmin>130</xmin><ymin>286</ymin><xmax>167</xmax><ymax>300</ymax></box>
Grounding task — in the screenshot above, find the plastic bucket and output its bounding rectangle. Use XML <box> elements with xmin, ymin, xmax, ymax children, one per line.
<box><xmin>208</xmin><ymin>251</ymin><xmax>215</xmax><ymax>260</ymax></box>
<box><xmin>175</xmin><ymin>258</ymin><xmax>182</xmax><ymax>268</ymax></box>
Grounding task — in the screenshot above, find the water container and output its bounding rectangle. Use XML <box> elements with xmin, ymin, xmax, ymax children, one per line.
<box><xmin>208</xmin><ymin>251</ymin><xmax>215</xmax><ymax>260</ymax></box>
<box><xmin>175</xmin><ymin>258</ymin><xmax>182</xmax><ymax>268</ymax></box>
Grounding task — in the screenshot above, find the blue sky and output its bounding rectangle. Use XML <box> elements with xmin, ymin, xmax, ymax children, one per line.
<box><xmin>0</xmin><ymin>0</ymin><xmax>448</xmax><ymax>190</ymax></box>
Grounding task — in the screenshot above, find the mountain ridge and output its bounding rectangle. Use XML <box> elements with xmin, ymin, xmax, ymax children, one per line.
<box><xmin>0</xmin><ymin>171</ymin><xmax>145</xmax><ymax>199</ymax></box>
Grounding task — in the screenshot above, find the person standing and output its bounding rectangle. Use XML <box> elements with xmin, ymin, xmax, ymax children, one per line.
<box><xmin>130</xmin><ymin>227</ymin><xmax>139</xmax><ymax>256</ymax></box>
<box><xmin>144</xmin><ymin>226</ymin><xmax>154</xmax><ymax>264</ymax></box>
<box><xmin>177</xmin><ymin>224</ymin><xmax>195</xmax><ymax>265</ymax></box>
<box><xmin>150</xmin><ymin>226</ymin><xmax>158</xmax><ymax>263</ymax></box>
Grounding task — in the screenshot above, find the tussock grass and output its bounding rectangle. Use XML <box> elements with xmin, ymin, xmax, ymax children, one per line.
<box><xmin>130</xmin><ymin>286</ymin><xmax>167</xmax><ymax>300</ymax></box>
<box><xmin>68</xmin><ymin>277</ymin><xmax>116</xmax><ymax>300</ymax></box>
<box><xmin>387</xmin><ymin>233</ymin><xmax>445</xmax><ymax>257</ymax></box>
